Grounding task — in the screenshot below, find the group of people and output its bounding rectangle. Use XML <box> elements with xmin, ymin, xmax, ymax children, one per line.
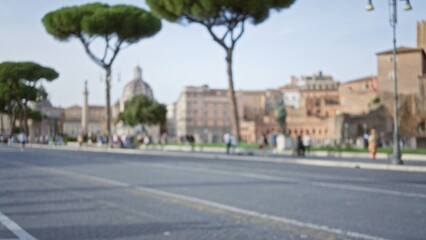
<box><xmin>3</xmin><ymin>132</ymin><xmax>64</xmax><ymax>148</ymax></box>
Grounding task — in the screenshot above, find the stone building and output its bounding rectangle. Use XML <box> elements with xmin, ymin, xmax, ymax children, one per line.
<box><xmin>176</xmin><ymin>85</ymin><xmax>231</xmax><ymax>143</ymax></box>
<box><xmin>339</xmin><ymin>76</ymin><xmax>378</xmax><ymax>115</ymax></box>
<box><xmin>62</xmin><ymin>82</ymin><xmax>105</xmax><ymax>137</ymax></box>
<box><xmin>28</xmin><ymin>98</ymin><xmax>63</xmax><ymax>138</ymax></box>
<box><xmin>237</xmin><ymin>90</ymin><xmax>282</xmax><ymax>143</ymax></box>
<box><xmin>281</xmin><ymin>71</ymin><xmax>341</xmax><ymax>144</ymax></box>
<box><xmin>62</xmin><ymin>105</ymin><xmax>105</xmax><ymax>137</ymax></box>
<box><xmin>335</xmin><ymin>105</ymin><xmax>394</xmax><ymax>144</ymax></box>
<box><xmin>374</xmin><ymin>20</ymin><xmax>426</xmax><ymax>142</ymax></box>
<box><xmin>279</xmin><ymin>85</ymin><xmax>300</xmax><ymax>109</ymax></box>
<box><xmin>24</xmin><ymin>85</ymin><xmax>63</xmax><ymax>139</ymax></box>
<box><xmin>286</xmin><ymin>107</ymin><xmax>337</xmax><ymax>143</ymax></box>
<box><xmin>377</xmin><ymin>46</ymin><xmax>425</xmax><ymax>95</ymax></box>
<box><xmin>333</xmin><ymin>21</ymin><xmax>426</xmax><ymax>147</ymax></box>
<box><xmin>289</xmin><ymin>71</ymin><xmax>339</xmax><ymax>90</ymax></box>
<box><xmin>166</xmin><ymin>103</ymin><xmax>177</xmax><ymax>140</ymax></box>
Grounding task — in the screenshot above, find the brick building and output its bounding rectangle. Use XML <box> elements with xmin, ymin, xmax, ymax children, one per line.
<box><xmin>339</xmin><ymin>76</ymin><xmax>378</xmax><ymax>115</ymax></box>
<box><xmin>175</xmin><ymin>85</ymin><xmax>282</xmax><ymax>143</ymax></box>
<box><xmin>281</xmin><ymin>71</ymin><xmax>341</xmax><ymax>144</ymax></box>
<box><xmin>374</xmin><ymin>20</ymin><xmax>426</xmax><ymax>140</ymax></box>
<box><xmin>237</xmin><ymin>90</ymin><xmax>282</xmax><ymax>143</ymax></box>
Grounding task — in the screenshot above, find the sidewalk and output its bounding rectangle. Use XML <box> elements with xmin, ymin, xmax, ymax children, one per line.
<box><xmin>4</xmin><ymin>143</ymin><xmax>426</xmax><ymax>173</ymax></box>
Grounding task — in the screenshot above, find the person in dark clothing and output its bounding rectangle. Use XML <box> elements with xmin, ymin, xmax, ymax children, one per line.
<box><xmin>187</xmin><ymin>134</ymin><xmax>195</xmax><ymax>151</ymax></box>
<box><xmin>296</xmin><ymin>135</ymin><xmax>305</xmax><ymax>156</ymax></box>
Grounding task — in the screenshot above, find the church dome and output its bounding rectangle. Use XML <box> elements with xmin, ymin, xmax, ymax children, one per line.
<box><xmin>120</xmin><ymin>66</ymin><xmax>154</xmax><ymax>111</ymax></box>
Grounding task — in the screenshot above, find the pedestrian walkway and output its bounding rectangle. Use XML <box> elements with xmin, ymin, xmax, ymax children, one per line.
<box><xmin>2</xmin><ymin>143</ymin><xmax>426</xmax><ymax>172</ymax></box>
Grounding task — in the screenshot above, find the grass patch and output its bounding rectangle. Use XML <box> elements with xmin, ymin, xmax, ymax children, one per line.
<box><xmin>311</xmin><ymin>146</ymin><xmax>426</xmax><ymax>155</ymax></box>
<box><xmin>151</xmin><ymin>143</ymin><xmax>426</xmax><ymax>155</ymax></box>
<box><xmin>152</xmin><ymin>142</ymin><xmax>259</xmax><ymax>149</ymax></box>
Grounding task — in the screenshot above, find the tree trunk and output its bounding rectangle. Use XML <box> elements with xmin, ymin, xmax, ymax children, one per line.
<box><xmin>105</xmin><ymin>67</ymin><xmax>113</xmax><ymax>146</ymax></box>
<box><xmin>225</xmin><ymin>48</ymin><xmax>241</xmax><ymax>140</ymax></box>
<box><xmin>0</xmin><ymin>113</ymin><xmax>4</xmax><ymax>133</ymax></box>
<box><xmin>10</xmin><ymin>110</ymin><xmax>16</xmax><ymax>135</ymax></box>
<box><xmin>23</xmin><ymin>102</ymin><xmax>29</xmax><ymax>136</ymax></box>
<box><xmin>18</xmin><ymin>105</ymin><xmax>24</xmax><ymax>133</ymax></box>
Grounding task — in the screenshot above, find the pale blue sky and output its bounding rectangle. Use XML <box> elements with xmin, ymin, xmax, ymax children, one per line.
<box><xmin>0</xmin><ymin>0</ymin><xmax>425</xmax><ymax>107</ymax></box>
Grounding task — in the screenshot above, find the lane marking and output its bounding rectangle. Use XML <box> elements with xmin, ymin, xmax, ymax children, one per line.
<box><xmin>136</xmin><ymin>162</ymin><xmax>426</xmax><ymax>200</ymax></box>
<box><xmin>30</xmin><ymin>165</ymin><xmax>386</xmax><ymax>240</ymax></box>
<box><xmin>0</xmin><ymin>212</ymin><xmax>37</xmax><ymax>240</ymax></box>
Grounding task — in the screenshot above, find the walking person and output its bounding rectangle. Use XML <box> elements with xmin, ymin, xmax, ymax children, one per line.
<box><xmin>223</xmin><ymin>132</ymin><xmax>231</xmax><ymax>154</ymax></box>
<box><xmin>368</xmin><ymin>129</ymin><xmax>378</xmax><ymax>160</ymax></box>
<box><xmin>261</xmin><ymin>133</ymin><xmax>269</xmax><ymax>155</ymax></box>
<box><xmin>302</xmin><ymin>134</ymin><xmax>312</xmax><ymax>154</ymax></box>
<box><xmin>230</xmin><ymin>134</ymin><xmax>238</xmax><ymax>154</ymax></box>
<box><xmin>77</xmin><ymin>134</ymin><xmax>84</xmax><ymax>147</ymax></box>
<box><xmin>18</xmin><ymin>132</ymin><xmax>27</xmax><ymax>152</ymax></box>
<box><xmin>296</xmin><ymin>135</ymin><xmax>305</xmax><ymax>157</ymax></box>
<box><xmin>188</xmin><ymin>134</ymin><xmax>195</xmax><ymax>152</ymax></box>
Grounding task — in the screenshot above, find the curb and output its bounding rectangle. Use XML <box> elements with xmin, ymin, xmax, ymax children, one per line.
<box><xmin>9</xmin><ymin>144</ymin><xmax>426</xmax><ymax>173</ymax></box>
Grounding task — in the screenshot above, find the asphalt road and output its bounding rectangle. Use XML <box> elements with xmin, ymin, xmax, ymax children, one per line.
<box><xmin>0</xmin><ymin>146</ymin><xmax>425</xmax><ymax>240</ymax></box>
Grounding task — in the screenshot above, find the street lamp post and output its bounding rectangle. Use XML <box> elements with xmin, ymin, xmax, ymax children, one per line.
<box><xmin>365</xmin><ymin>0</ymin><xmax>412</xmax><ymax>165</ymax></box>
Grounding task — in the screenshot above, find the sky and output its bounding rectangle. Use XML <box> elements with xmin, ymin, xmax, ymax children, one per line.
<box><xmin>0</xmin><ymin>0</ymin><xmax>425</xmax><ymax>108</ymax></box>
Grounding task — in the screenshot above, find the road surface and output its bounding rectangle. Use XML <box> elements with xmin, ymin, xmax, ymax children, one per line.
<box><xmin>0</xmin><ymin>146</ymin><xmax>425</xmax><ymax>240</ymax></box>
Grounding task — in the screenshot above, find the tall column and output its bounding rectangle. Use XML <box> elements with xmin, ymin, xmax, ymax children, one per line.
<box><xmin>82</xmin><ymin>80</ymin><xmax>89</xmax><ymax>134</ymax></box>
<box><xmin>417</xmin><ymin>21</ymin><xmax>426</xmax><ymax>51</ymax></box>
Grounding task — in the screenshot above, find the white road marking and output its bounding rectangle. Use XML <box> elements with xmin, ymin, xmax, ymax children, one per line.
<box><xmin>137</xmin><ymin>162</ymin><xmax>426</xmax><ymax>199</ymax></box>
<box><xmin>33</xmin><ymin>165</ymin><xmax>387</xmax><ymax>240</ymax></box>
<box><xmin>0</xmin><ymin>212</ymin><xmax>37</xmax><ymax>240</ymax></box>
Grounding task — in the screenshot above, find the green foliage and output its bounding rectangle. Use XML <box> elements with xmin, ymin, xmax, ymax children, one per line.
<box><xmin>0</xmin><ymin>62</ymin><xmax>58</xmax><ymax>83</ymax></box>
<box><xmin>372</xmin><ymin>96</ymin><xmax>380</xmax><ymax>104</ymax></box>
<box><xmin>0</xmin><ymin>62</ymin><xmax>58</xmax><ymax>103</ymax></box>
<box><xmin>0</xmin><ymin>62</ymin><xmax>57</xmax><ymax>104</ymax></box>
<box><xmin>27</xmin><ymin>109</ymin><xmax>43</xmax><ymax>121</ymax></box>
<box><xmin>0</xmin><ymin>61</ymin><xmax>58</xmax><ymax>134</ymax></box>
<box><xmin>119</xmin><ymin>95</ymin><xmax>167</xmax><ymax>127</ymax></box>
<box><xmin>42</xmin><ymin>3</ymin><xmax>161</xmax><ymax>46</ymax></box>
<box><xmin>147</xmin><ymin>0</ymin><xmax>296</xmax><ymax>25</ymax></box>
<box><xmin>276</xmin><ymin>100</ymin><xmax>287</xmax><ymax>134</ymax></box>
<box><xmin>43</xmin><ymin>3</ymin><xmax>162</xmax><ymax>141</ymax></box>
<box><xmin>147</xmin><ymin>0</ymin><xmax>296</xmax><ymax>140</ymax></box>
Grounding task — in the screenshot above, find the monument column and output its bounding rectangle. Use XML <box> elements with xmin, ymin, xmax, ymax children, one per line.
<box><xmin>82</xmin><ymin>80</ymin><xmax>89</xmax><ymax>134</ymax></box>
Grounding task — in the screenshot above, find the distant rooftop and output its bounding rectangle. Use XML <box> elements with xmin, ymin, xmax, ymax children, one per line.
<box><xmin>376</xmin><ymin>46</ymin><xmax>425</xmax><ymax>55</ymax></box>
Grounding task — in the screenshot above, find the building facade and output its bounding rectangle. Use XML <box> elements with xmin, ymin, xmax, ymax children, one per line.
<box><xmin>175</xmin><ymin>85</ymin><xmax>282</xmax><ymax>143</ymax></box>
<box><xmin>166</xmin><ymin>103</ymin><xmax>177</xmax><ymax>140</ymax></box>
<box><xmin>237</xmin><ymin>90</ymin><xmax>282</xmax><ymax>143</ymax></box>
<box><xmin>280</xmin><ymin>85</ymin><xmax>301</xmax><ymax>109</ymax></box>
<box><xmin>281</xmin><ymin>71</ymin><xmax>341</xmax><ymax>144</ymax></box>
<box><xmin>339</xmin><ymin>76</ymin><xmax>378</xmax><ymax>115</ymax></box>
<box><xmin>62</xmin><ymin>105</ymin><xmax>105</xmax><ymax>137</ymax></box>
<box><xmin>176</xmin><ymin>85</ymin><xmax>231</xmax><ymax>143</ymax></box>
<box><xmin>375</xmin><ymin>21</ymin><xmax>426</xmax><ymax>140</ymax></box>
